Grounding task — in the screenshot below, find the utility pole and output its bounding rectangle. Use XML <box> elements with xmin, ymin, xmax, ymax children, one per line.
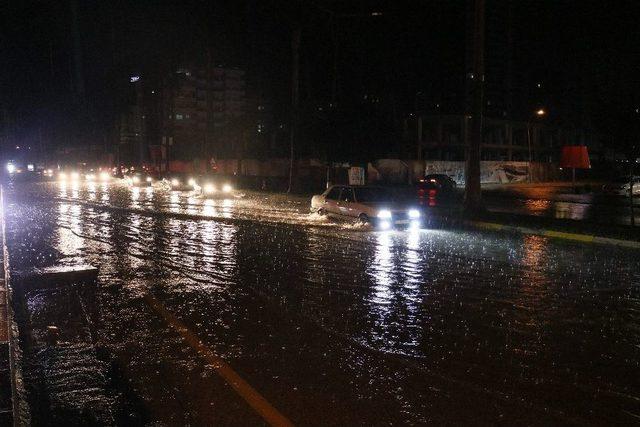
<box><xmin>205</xmin><ymin>46</ymin><xmax>213</xmax><ymax>162</ymax></box>
<box><xmin>330</xmin><ymin>18</ymin><xmax>339</xmax><ymax>106</ymax></box>
<box><xmin>287</xmin><ymin>26</ymin><xmax>301</xmax><ymax>193</ymax></box>
<box><xmin>70</xmin><ymin>0</ymin><xmax>85</xmax><ymax>103</ymax></box>
<box><xmin>464</xmin><ymin>0</ymin><xmax>485</xmax><ymax>215</ymax></box>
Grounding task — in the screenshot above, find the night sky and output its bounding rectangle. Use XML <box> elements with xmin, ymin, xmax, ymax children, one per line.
<box><xmin>1</xmin><ymin>0</ymin><xmax>639</xmax><ymax>152</ymax></box>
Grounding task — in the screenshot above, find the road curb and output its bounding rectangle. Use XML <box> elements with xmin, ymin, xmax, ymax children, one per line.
<box><xmin>465</xmin><ymin>220</ymin><xmax>640</xmax><ymax>249</ymax></box>
<box><xmin>1</xmin><ymin>186</ymin><xmax>31</xmax><ymax>425</ymax></box>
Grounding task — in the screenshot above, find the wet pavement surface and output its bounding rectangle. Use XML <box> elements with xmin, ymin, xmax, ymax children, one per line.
<box><xmin>4</xmin><ymin>181</ymin><xmax>640</xmax><ymax>425</ymax></box>
<box><xmin>482</xmin><ymin>185</ymin><xmax>640</xmax><ymax>226</ymax></box>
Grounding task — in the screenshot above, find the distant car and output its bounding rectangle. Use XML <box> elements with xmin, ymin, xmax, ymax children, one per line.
<box><xmin>162</xmin><ymin>173</ymin><xmax>195</xmax><ymax>191</ymax></box>
<box><xmin>310</xmin><ymin>185</ymin><xmax>422</xmax><ymax>229</ymax></box>
<box><xmin>418</xmin><ymin>174</ymin><xmax>457</xmax><ymax>193</ymax></box>
<box><xmin>125</xmin><ymin>172</ymin><xmax>153</xmax><ymax>187</ymax></box>
<box><xmin>415</xmin><ymin>174</ymin><xmax>457</xmax><ymax>206</ymax></box>
<box><xmin>602</xmin><ymin>176</ymin><xmax>640</xmax><ymax>196</ymax></box>
<box><xmin>192</xmin><ymin>174</ymin><xmax>235</xmax><ymax>197</ymax></box>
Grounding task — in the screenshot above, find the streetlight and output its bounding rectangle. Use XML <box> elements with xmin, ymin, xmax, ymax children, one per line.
<box><xmin>527</xmin><ymin>109</ymin><xmax>546</xmax><ymax>182</ymax></box>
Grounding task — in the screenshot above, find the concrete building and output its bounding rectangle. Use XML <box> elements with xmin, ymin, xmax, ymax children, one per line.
<box><xmin>405</xmin><ymin>114</ymin><xmax>611</xmax><ymax>163</ymax></box>
<box><xmin>159</xmin><ymin>66</ymin><xmax>248</xmax><ymax>162</ymax></box>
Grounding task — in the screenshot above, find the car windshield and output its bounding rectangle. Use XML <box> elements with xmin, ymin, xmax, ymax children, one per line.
<box><xmin>354</xmin><ymin>187</ymin><xmax>394</xmax><ymax>203</ymax></box>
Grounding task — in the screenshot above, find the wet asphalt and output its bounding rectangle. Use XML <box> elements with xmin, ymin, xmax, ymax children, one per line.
<box><xmin>481</xmin><ymin>184</ymin><xmax>640</xmax><ymax>226</ymax></box>
<box><xmin>4</xmin><ymin>181</ymin><xmax>640</xmax><ymax>425</ymax></box>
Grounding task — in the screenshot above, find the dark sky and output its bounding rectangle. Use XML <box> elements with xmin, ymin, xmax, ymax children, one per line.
<box><xmin>1</xmin><ymin>0</ymin><xmax>639</xmax><ymax>146</ymax></box>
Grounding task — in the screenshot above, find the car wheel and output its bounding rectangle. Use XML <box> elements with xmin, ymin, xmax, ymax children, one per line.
<box><xmin>358</xmin><ymin>213</ymin><xmax>370</xmax><ymax>224</ymax></box>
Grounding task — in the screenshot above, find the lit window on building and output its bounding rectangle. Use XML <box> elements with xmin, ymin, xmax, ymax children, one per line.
<box><xmin>257</xmin><ymin>124</ymin><xmax>264</xmax><ymax>133</ymax></box>
<box><xmin>257</xmin><ymin>105</ymin><xmax>264</xmax><ymax>111</ymax></box>
<box><xmin>176</xmin><ymin>114</ymin><xmax>183</xmax><ymax>120</ymax></box>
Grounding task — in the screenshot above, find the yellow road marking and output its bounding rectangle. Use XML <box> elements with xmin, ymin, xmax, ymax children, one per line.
<box><xmin>144</xmin><ymin>294</ymin><xmax>294</xmax><ymax>427</ymax></box>
<box><xmin>542</xmin><ymin>230</ymin><xmax>594</xmax><ymax>243</ymax></box>
<box><xmin>471</xmin><ymin>221</ymin><xmax>505</xmax><ymax>231</ymax></box>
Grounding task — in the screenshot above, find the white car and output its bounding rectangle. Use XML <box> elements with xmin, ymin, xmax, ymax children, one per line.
<box><xmin>311</xmin><ymin>185</ymin><xmax>422</xmax><ymax>229</ymax></box>
<box><xmin>602</xmin><ymin>176</ymin><xmax>640</xmax><ymax>196</ymax></box>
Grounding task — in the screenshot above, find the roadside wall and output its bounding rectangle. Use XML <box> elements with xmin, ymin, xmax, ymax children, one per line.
<box><xmin>164</xmin><ymin>157</ymin><xmax>561</xmax><ymax>189</ymax></box>
<box><xmin>368</xmin><ymin>159</ymin><xmax>560</xmax><ymax>184</ymax></box>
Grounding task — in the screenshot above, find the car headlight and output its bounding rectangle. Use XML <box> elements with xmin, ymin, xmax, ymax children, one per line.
<box><xmin>146</xmin><ymin>176</ymin><xmax>153</xmax><ymax>183</ymax></box>
<box><xmin>171</xmin><ymin>178</ymin><xmax>180</xmax><ymax>187</ymax></box>
<box><xmin>100</xmin><ymin>172</ymin><xmax>110</xmax><ymax>181</ymax></box>
<box><xmin>132</xmin><ymin>176</ymin><xmax>140</xmax><ymax>184</ymax></box>
<box><xmin>379</xmin><ymin>220</ymin><xmax>391</xmax><ymax>230</ymax></box>
<box><xmin>377</xmin><ymin>209</ymin><xmax>392</xmax><ymax>219</ymax></box>
<box><xmin>222</xmin><ymin>184</ymin><xmax>232</xmax><ymax>193</ymax></box>
<box><xmin>59</xmin><ymin>172</ymin><xmax>67</xmax><ymax>181</ymax></box>
<box><xmin>70</xmin><ymin>172</ymin><xmax>80</xmax><ymax>181</ymax></box>
<box><xmin>188</xmin><ymin>178</ymin><xmax>196</xmax><ymax>187</ymax></box>
<box><xmin>85</xmin><ymin>174</ymin><xmax>95</xmax><ymax>181</ymax></box>
<box><xmin>408</xmin><ymin>209</ymin><xmax>421</xmax><ymax>219</ymax></box>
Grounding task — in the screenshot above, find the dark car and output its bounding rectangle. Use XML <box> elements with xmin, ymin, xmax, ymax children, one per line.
<box><xmin>415</xmin><ymin>174</ymin><xmax>457</xmax><ymax>206</ymax></box>
<box><xmin>162</xmin><ymin>173</ymin><xmax>196</xmax><ymax>191</ymax></box>
<box><xmin>420</xmin><ymin>174</ymin><xmax>457</xmax><ymax>191</ymax></box>
<box><xmin>125</xmin><ymin>171</ymin><xmax>153</xmax><ymax>187</ymax></box>
<box><xmin>192</xmin><ymin>174</ymin><xmax>236</xmax><ymax>197</ymax></box>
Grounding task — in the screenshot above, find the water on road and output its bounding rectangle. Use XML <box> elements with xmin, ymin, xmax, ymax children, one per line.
<box><xmin>5</xmin><ymin>181</ymin><xmax>640</xmax><ymax>425</ymax></box>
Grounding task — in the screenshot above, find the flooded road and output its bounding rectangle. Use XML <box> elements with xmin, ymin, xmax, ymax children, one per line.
<box><xmin>5</xmin><ymin>181</ymin><xmax>640</xmax><ymax>425</ymax></box>
<box><xmin>482</xmin><ymin>184</ymin><xmax>640</xmax><ymax>226</ymax></box>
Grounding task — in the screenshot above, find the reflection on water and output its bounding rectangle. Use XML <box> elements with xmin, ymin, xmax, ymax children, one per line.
<box><xmin>71</xmin><ymin>182</ymin><xmax>80</xmax><ymax>199</ymax></box>
<box><xmin>131</xmin><ymin>187</ymin><xmax>140</xmax><ymax>208</ymax></box>
<box><xmin>59</xmin><ymin>182</ymin><xmax>67</xmax><ymax>198</ymax></box>
<box><xmin>87</xmin><ymin>182</ymin><xmax>97</xmax><ymax>200</ymax></box>
<box><xmin>203</xmin><ymin>199</ymin><xmax>217</xmax><ymax>216</ymax></box>
<box><xmin>366</xmin><ymin>230</ymin><xmax>425</xmax><ymax>353</ymax></box>
<box><xmin>221</xmin><ymin>199</ymin><xmax>233</xmax><ymax>218</ymax></box>
<box><xmin>370</xmin><ymin>232</ymin><xmax>394</xmax><ymax>306</ymax></box>
<box><xmin>199</xmin><ymin>220</ymin><xmax>237</xmax><ymax>284</ymax></box>
<box><xmin>403</xmin><ymin>229</ymin><xmax>422</xmax><ymax>304</ymax></box>
<box><xmin>521</xmin><ymin>234</ymin><xmax>547</xmax><ymax>270</ymax></box>
<box><xmin>553</xmin><ymin>201</ymin><xmax>587</xmax><ymax>220</ymax></box>
<box><xmin>56</xmin><ymin>202</ymin><xmax>83</xmax><ymax>257</ymax></box>
<box><xmin>186</xmin><ymin>196</ymin><xmax>199</xmax><ymax>215</ymax></box>
<box><xmin>169</xmin><ymin>192</ymin><xmax>180</xmax><ymax>212</ymax></box>
<box><xmin>523</xmin><ymin>198</ymin><xmax>551</xmax><ymax>214</ymax></box>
